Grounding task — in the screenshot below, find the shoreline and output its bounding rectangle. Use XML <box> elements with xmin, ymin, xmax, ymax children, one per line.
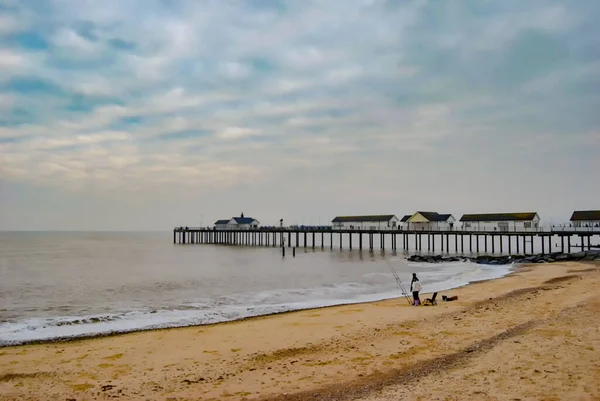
<box><xmin>0</xmin><ymin>262</ymin><xmax>517</xmax><ymax>348</ymax></box>
<box><xmin>2</xmin><ymin>261</ymin><xmax>598</xmax><ymax>401</ymax></box>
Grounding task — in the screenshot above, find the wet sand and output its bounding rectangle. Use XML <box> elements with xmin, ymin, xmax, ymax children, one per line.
<box><xmin>1</xmin><ymin>262</ymin><xmax>599</xmax><ymax>401</ymax></box>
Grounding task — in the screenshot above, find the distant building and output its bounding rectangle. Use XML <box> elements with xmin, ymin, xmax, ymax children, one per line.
<box><xmin>570</xmin><ymin>210</ymin><xmax>600</xmax><ymax>228</ymax></box>
<box><xmin>214</xmin><ymin>219</ymin><xmax>232</xmax><ymax>230</ymax></box>
<box><xmin>400</xmin><ymin>215</ymin><xmax>412</xmax><ymax>230</ymax></box>
<box><xmin>214</xmin><ymin>213</ymin><xmax>260</xmax><ymax>230</ymax></box>
<box><xmin>331</xmin><ymin>215</ymin><xmax>400</xmax><ymax>231</ymax></box>
<box><xmin>406</xmin><ymin>212</ymin><xmax>455</xmax><ymax>231</ymax></box>
<box><xmin>231</xmin><ymin>216</ymin><xmax>260</xmax><ymax>230</ymax></box>
<box><xmin>459</xmin><ymin>212</ymin><xmax>540</xmax><ymax>232</ymax></box>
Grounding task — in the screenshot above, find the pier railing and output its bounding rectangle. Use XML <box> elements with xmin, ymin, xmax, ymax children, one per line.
<box><xmin>175</xmin><ymin>225</ymin><xmax>600</xmax><ymax>233</ymax></box>
<box><xmin>549</xmin><ymin>226</ymin><xmax>600</xmax><ymax>232</ymax></box>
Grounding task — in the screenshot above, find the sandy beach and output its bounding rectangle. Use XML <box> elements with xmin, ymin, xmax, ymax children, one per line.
<box><xmin>1</xmin><ymin>261</ymin><xmax>599</xmax><ymax>401</ymax></box>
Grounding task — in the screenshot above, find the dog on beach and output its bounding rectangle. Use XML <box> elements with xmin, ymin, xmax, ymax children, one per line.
<box><xmin>442</xmin><ymin>295</ymin><xmax>459</xmax><ymax>302</ymax></box>
<box><xmin>423</xmin><ymin>292</ymin><xmax>438</xmax><ymax>306</ymax></box>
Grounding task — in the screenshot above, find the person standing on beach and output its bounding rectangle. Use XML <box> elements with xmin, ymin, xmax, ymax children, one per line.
<box><xmin>410</xmin><ymin>273</ymin><xmax>422</xmax><ymax>306</ymax></box>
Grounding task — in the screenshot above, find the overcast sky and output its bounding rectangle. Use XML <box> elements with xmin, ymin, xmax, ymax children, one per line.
<box><xmin>1</xmin><ymin>0</ymin><xmax>599</xmax><ymax>231</ymax></box>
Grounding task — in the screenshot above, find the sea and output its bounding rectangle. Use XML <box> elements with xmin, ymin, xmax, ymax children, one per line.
<box><xmin>0</xmin><ymin>231</ymin><xmax>514</xmax><ymax>346</ymax></box>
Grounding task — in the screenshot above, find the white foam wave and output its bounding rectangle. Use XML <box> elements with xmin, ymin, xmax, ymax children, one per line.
<box><xmin>0</xmin><ymin>260</ymin><xmax>513</xmax><ymax>346</ymax></box>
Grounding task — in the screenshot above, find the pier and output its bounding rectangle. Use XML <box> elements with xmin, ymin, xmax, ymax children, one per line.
<box><xmin>172</xmin><ymin>227</ymin><xmax>600</xmax><ymax>255</ymax></box>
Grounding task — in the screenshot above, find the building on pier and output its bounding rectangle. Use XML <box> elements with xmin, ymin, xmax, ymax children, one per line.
<box><xmin>331</xmin><ymin>215</ymin><xmax>400</xmax><ymax>230</ymax></box>
<box><xmin>214</xmin><ymin>219</ymin><xmax>232</xmax><ymax>230</ymax></box>
<box><xmin>214</xmin><ymin>213</ymin><xmax>260</xmax><ymax>230</ymax></box>
<box><xmin>459</xmin><ymin>212</ymin><xmax>540</xmax><ymax>232</ymax></box>
<box><xmin>570</xmin><ymin>210</ymin><xmax>600</xmax><ymax>228</ymax></box>
<box><xmin>406</xmin><ymin>212</ymin><xmax>455</xmax><ymax>231</ymax></box>
<box><xmin>400</xmin><ymin>215</ymin><xmax>412</xmax><ymax>230</ymax></box>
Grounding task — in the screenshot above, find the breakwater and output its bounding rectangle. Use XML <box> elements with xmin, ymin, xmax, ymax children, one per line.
<box><xmin>407</xmin><ymin>250</ymin><xmax>600</xmax><ymax>265</ymax></box>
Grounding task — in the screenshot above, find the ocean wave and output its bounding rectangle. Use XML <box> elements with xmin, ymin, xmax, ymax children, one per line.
<box><xmin>0</xmin><ymin>261</ymin><xmax>513</xmax><ymax>346</ymax></box>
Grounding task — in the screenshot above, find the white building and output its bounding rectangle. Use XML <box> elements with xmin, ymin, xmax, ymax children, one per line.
<box><xmin>214</xmin><ymin>213</ymin><xmax>260</xmax><ymax>230</ymax></box>
<box><xmin>570</xmin><ymin>210</ymin><xmax>600</xmax><ymax>229</ymax></box>
<box><xmin>460</xmin><ymin>212</ymin><xmax>540</xmax><ymax>232</ymax></box>
<box><xmin>214</xmin><ymin>219</ymin><xmax>232</xmax><ymax>230</ymax></box>
<box><xmin>400</xmin><ymin>215</ymin><xmax>412</xmax><ymax>230</ymax></box>
<box><xmin>405</xmin><ymin>212</ymin><xmax>455</xmax><ymax>231</ymax></box>
<box><xmin>331</xmin><ymin>215</ymin><xmax>400</xmax><ymax>231</ymax></box>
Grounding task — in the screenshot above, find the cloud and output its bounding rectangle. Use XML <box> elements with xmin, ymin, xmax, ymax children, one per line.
<box><xmin>0</xmin><ymin>49</ymin><xmax>27</xmax><ymax>71</ymax></box>
<box><xmin>52</xmin><ymin>28</ymin><xmax>100</xmax><ymax>54</ymax></box>
<box><xmin>0</xmin><ymin>0</ymin><xmax>599</xmax><ymax>229</ymax></box>
<box><xmin>218</xmin><ymin>127</ymin><xmax>260</xmax><ymax>140</ymax></box>
<box><xmin>219</xmin><ymin>61</ymin><xmax>253</xmax><ymax>80</ymax></box>
<box><xmin>0</xmin><ymin>13</ymin><xmax>21</xmax><ymax>35</ymax></box>
<box><xmin>281</xmin><ymin>46</ymin><xmax>337</xmax><ymax>70</ymax></box>
<box><xmin>0</xmin><ymin>93</ymin><xmax>16</xmax><ymax>109</ymax></box>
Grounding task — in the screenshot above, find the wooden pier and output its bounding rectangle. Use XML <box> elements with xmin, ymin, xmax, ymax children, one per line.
<box><xmin>173</xmin><ymin>227</ymin><xmax>600</xmax><ymax>255</ymax></box>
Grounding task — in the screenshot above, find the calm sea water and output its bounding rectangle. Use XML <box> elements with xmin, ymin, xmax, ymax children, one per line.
<box><xmin>0</xmin><ymin>231</ymin><xmax>513</xmax><ymax>345</ymax></box>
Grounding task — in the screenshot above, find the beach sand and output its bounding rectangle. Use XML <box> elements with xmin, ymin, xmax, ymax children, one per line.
<box><xmin>1</xmin><ymin>261</ymin><xmax>599</xmax><ymax>401</ymax></box>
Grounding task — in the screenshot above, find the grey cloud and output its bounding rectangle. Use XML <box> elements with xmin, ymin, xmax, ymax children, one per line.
<box><xmin>1</xmin><ymin>0</ymin><xmax>599</xmax><ymax>229</ymax></box>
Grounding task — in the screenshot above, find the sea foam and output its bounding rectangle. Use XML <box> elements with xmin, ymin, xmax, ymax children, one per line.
<box><xmin>0</xmin><ymin>260</ymin><xmax>513</xmax><ymax>346</ymax></box>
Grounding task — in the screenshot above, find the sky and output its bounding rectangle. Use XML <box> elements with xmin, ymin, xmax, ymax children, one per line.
<box><xmin>0</xmin><ymin>0</ymin><xmax>599</xmax><ymax>231</ymax></box>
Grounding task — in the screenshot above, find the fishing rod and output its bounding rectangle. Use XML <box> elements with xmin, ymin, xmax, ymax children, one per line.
<box><xmin>387</xmin><ymin>261</ymin><xmax>413</xmax><ymax>305</ymax></box>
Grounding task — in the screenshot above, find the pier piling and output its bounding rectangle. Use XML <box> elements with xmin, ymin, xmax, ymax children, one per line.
<box><xmin>172</xmin><ymin>227</ymin><xmax>600</xmax><ymax>257</ymax></box>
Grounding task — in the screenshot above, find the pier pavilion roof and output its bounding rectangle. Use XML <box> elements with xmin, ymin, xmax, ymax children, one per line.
<box><xmin>332</xmin><ymin>215</ymin><xmax>397</xmax><ymax>223</ymax></box>
<box><xmin>233</xmin><ymin>217</ymin><xmax>257</xmax><ymax>224</ymax></box>
<box><xmin>570</xmin><ymin>210</ymin><xmax>600</xmax><ymax>221</ymax></box>
<box><xmin>460</xmin><ymin>212</ymin><xmax>538</xmax><ymax>222</ymax></box>
<box><xmin>414</xmin><ymin>212</ymin><xmax>454</xmax><ymax>222</ymax></box>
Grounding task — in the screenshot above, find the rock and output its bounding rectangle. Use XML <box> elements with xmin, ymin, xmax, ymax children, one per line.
<box><xmin>406</xmin><ymin>251</ymin><xmax>588</xmax><ymax>265</ymax></box>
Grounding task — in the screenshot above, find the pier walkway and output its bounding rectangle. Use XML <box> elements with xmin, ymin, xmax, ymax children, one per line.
<box><xmin>173</xmin><ymin>227</ymin><xmax>600</xmax><ymax>255</ymax></box>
